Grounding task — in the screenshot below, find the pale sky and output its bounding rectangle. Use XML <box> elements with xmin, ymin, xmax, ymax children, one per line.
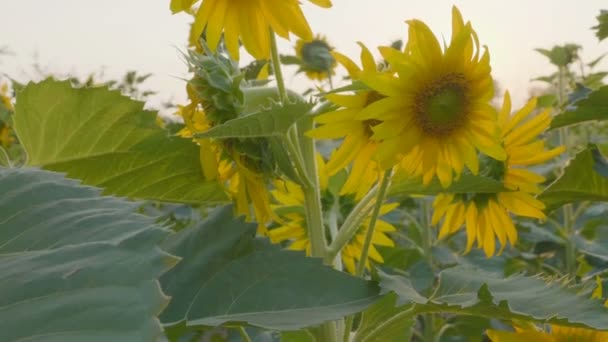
<box><xmin>1</xmin><ymin>0</ymin><xmax>607</xmax><ymax>111</ymax></box>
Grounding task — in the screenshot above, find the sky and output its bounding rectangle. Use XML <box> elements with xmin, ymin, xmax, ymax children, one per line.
<box><xmin>1</xmin><ymin>0</ymin><xmax>607</xmax><ymax>111</ymax></box>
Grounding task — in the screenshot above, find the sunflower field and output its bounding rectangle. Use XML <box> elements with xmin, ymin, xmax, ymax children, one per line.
<box><xmin>2</xmin><ymin>1</ymin><xmax>608</xmax><ymax>341</ymax></box>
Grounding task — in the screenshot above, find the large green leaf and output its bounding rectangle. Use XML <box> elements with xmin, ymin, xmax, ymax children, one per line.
<box><xmin>380</xmin><ymin>266</ymin><xmax>608</xmax><ymax>330</ymax></box>
<box><xmin>540</xmin><ymin>146</ymin><xmax>608</xmax><ymax>209</ymax></box>
<box><xmin>551</xmin><ymin>86</ymin><xmax>608</xmax><ymax>129</ymax></box>
<box><xmin>390</xmin><ymin>173</ymin><xmax>505</xmax><ymax>196</ymax></box>
<box><xmin>0</xmin><ymin>167</ymin><xmax>178</xmax><ymax>341</ymax></box>
<box><xmin>195</xmin><ymin>101</ymin><xmax>313</xmax><ymax>139</ymax></box>
<box><xmin>13</xmin><ymin>78</ymin><xmax>227</xmax><ymax>204</ymax></box>
<box><xmin>160</xmin><ymin>206</ymin><xmax>381</xmax><ymax>330</ymax></box>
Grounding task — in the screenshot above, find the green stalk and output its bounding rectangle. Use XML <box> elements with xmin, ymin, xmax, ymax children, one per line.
<box><xmin>270</xmin><ymin>31</ymin><xmax>336</xmax><ymax>341</ymax></box>
<box><xmin>300</xmin><ymin>115</ymin><xmax>337</xmax><ymax>342</ymax></box>
<box><xmin>419</xmin><ymin>198</ymin><xmax>435</xmax><ymax>341</ymax></box>
<box><xmin>270</xmin><ymin>32</ymin><xmax>288</xmax><ymax>103</ymax></box>
<box><xmin>355</xmin><ymin>169</ymin><xmax>393</xmax><ymax>276</ymax></box>
<box><xmin>237</xmin><ymin>327</ymin><xmax>252</xmax><ymax>342</ymax></box>
<box><xmin>327</xmin><ymin>184</ymin><xmax>378</xmax><ymax>262</ymax></box>
<box><xmin>342</xmin><ymin>170</ymin><xmax>392</xmax><ymax>342</ymax></box>
<box><xmin>556</xmin><ymin>65</ymin><xmax>576</xmax><ymax>277</ymax></box>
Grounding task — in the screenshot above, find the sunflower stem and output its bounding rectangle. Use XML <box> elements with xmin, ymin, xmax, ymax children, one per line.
<box><xmin>355</xmin><ymin>169</ymin><xmax>393</xmax><ymax>276</ymax></box>
<box><xmin>270</xmin><ymin>32</ymin><xmax>288</xmax><ymax>103</ymax></box>
<box><xmin>299</xmin><ymin>109</ymin><xmax>337</xmax><ymax>342</ymax></box>
<box><xmin>237</xmin><ymin>327</ymin><xmax>252</xmax><ymax>342</ymax></box>
<box><xmin>556</xmin><ymin>65</ymin><xmax>576</xmax><ymax>277</ymax></box>
<box><xmin>419</xmin><ymin>198</ymin><xmax>436</xmax><ymax>342</ymax></box>
<box><xmin>327</xmin><ymin>184</ymin><xmax>378</xmax><ymax>262</ymax></box>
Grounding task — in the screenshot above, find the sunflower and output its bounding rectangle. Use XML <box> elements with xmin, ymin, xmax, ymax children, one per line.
<box><xmin>356</xmin><ymin>6</ymin><xmax>505</xmax><ymax>188</ymax></box>
<box><xmin>170</xmin><ymin>0</ymin><xmax>332</xmax><ymax>60</ymax></box>
<box><xmin>432</xmin><ymin>92</ymin><xmax>565</xmax><ymax>257</ymax></box>
<box><xmin>176</xmin><ymin>91</ymin><xmax>276</xmax><ymax>234</ymax></box>
<box><xmin>487</xmin><ymin>325</ymin><xmax>608</xmax><ymax>342</ymax></box>
<box><xmin>294</xmin><ymin>34</ymin><xmax>337</xmax><ymax>81</ymax></box>
<box><xmin>307</xmin><ymin>43</ymin><xmax>385</xmax><ymax>193</ymax></box>
<box><xmin>268</xmin><ymin>155</ymin><xmax>397</xmax><ymax>273</ymax></box>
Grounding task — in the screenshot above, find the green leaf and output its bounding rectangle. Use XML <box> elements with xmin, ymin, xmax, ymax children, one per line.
<box><xmin>0</xmin><ymin>167</ymin><xmax>178</xmax><ymax>341</ymax></box>
<box><xmin>353</xmin><ymin>293</ymin><xmax>414</xmax><ymax>342</ymax></box>
<box><xmin>551</xmin><ymin>86</ymin><xmax>608</xmax><ymax>129</ymax></box>
<box><xmin>536</xmin><ymin>94</ymin><xmax>557</xmax><ymax>108</ymax></box>
<box><xmin>195</xmin><ymin>101</ymin><xmax>313</xmax><ymax>139</ymax></box>
<box><xmin>160</xmin><ymin>206</ymin><xmax>381</xmax><ymax>330</ymax></box>
<box><xmin>592</xmin><ymin>147</ymin><xmax>608</xmax><ymax>177</ymax></box>
<box><xmin>13</xmin><ymin>78</ymin><xmax>227</xmax><ymax>204</ymax></box>
<box><xmin>380</xmin><ymin>266</ymin><xmax>608</xmax><ymax>330</ymax></box>
<box><xmin>0</xmin><ymin>147</ymin><xmax>9</xmax><ymax>167</ymax></box>
<box><xmin>390</xmin><ymin>173</ymin><xmax>506</xmax><ymax>196</ymax></box>
<box><xmin>535</xmin><ymin>45</ymin><xmax>581</xmax><ymax>67</ymax></box>
<box><xmin>593</xmin><ymin>10</ymin><xmax>608</xmax><ymax>41</ymax></box>
<box><xmin>540</xmin><ymin>146</ymin><xmax>608</xmax><ymax>209</ymax></box>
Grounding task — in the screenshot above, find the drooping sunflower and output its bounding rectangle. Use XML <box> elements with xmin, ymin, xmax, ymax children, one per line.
<box><xmin>268</xmin><ymin>155</ymin><xmax>397</xmax><ymax>273</ymax></box>
<box><xmin>176</xmin><ymin>98</ymin><xmax>276</xmax><ymax>234</ymax></box>
<box><xmin>294</xmin><ymin>34</ymin><xmax>337</xmax><ymax>81</ymax></box>
<box><xmin>356</xmin><ymin>6</ymin><xmax>505</xmax><ymax>187</ymax></box>
<box><xmin>307</xmin><ymin>43</ymin><xmax>385</xmax><ymax>193</ymax></box>
<box><xmin>170</xmin><ymin>0</ymin><xmax>332</xmax><ymax>60</ymax></box>
<box><xmin>432</xmin><ymin>92</ymin><xmax>565</xmax><ymax>257</ymax></box>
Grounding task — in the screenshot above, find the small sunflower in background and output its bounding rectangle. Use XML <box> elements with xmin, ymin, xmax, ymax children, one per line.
<box><xmin>170</xmin><ymin>0</ymin><xmax>332</xmax><ymax>60</ymax></box>
<box><xmin>292</xmin><ymin>35</ymin><xmax>337</xmax><ymax>82</ymax></box>
<box><xmin>356</xmin><ymin>6</ymin><xmax>505</xmax><ymax>188</ymax></box>
<box><xmin>268</xmin><ymin>155</ymin><xmax>397</xmax><ymax>274</ymax></box>
<box><xmin>307</xmin><ymin>43</ymin><xmax>385</xmax><ymax>194</ymax></box>
<box><xmin>432</xmin><ymin>92</ymin><xmax>565</xmax><ymax>257</ymax></box>
<box><xmin>0</xmin><ymin>82</ymin><xmax>15</xmax><ymax>148</ymax></box>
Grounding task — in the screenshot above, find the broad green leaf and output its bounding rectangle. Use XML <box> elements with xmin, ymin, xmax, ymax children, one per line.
<box><xmin>593</xmin><ymin>10</ymin><xmax>608</xmax><ymax>41</ymax></box>
<box><xmin>0</xmin><ymin>147</ymin><xmax>9</xmax><ymax>167</ymax></box>
<box><xmin>390</xmin><ymin>173</ymin><xmax>505</xmax><ymax>196</ymax></box>
<box><xmin>13</xmin><ymin>79</ymin><xmax>227</xmax><ymax>204</ymax></box>
<box><xmin>195</xmin><ymin>101</ymin><xmax>313</xmax><ymax>139</ymax></box>
<box><xmin>0</xmin><ymin>167</ymin><xmax>178</xmax><ymax>341</ymax></box>
<box><xmin>160</xmin><ymin>206</ymin><xmax>381</xmax><ymax>330</ymax></box>
<box><xmin>540</xmin><ymin>146</ymin><xmax>608</xmax><ymax>209</ymax></box>
<box><xmin>551</xmin><ymin>86</ymin><xmax>608</xmax><ymax>129</ymax></box>
<box><xmin>380</xmin><ymin>266</ymin><xmax>608</xmax><ymax>330</ymax></box>
<box><xmin>353</xmin><ymin>293</ymin><xmax>414</xmax><ymax>342</ymax></box>
<box><xmin>575</xmin><ymin>235</ymin><xmax>608</xmax><ymax>262</ymax></box>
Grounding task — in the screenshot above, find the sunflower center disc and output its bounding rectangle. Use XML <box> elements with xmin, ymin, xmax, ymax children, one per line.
<box><xmin>427</xmin><ymin>87</ymin><xmax>465</xmax><ymax>125</ymax></box>
<box><xmin>414</xmin><ymin>73</ymin><xmax>469</xmax><ymax>136</ymax></box>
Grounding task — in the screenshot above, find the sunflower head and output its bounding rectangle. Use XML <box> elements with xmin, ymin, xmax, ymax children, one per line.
<box><xmin>356</xmin><ymin>6</ymin><xmax>505</xmax><ymax>188</ymax></box>
<box><xmin>294</xmin><ymin>35</ymin><xmax>337</xmax><ymax>81</ymax></box>
<box><xmin>175</xmin><ymin>0</ymin><xmax>331</xmax><ymax>60</ymax></box>
<box><xmin>187</xmin><ymin>47</ymin><xmax>244</xmax><ymax>124</ymax></box>
<box><xmin>432</xmin><ymin>92</ymin><xmax>565</xmax><ymax>257</ymax></box>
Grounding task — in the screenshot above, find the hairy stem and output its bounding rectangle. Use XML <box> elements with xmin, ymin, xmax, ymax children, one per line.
<box><xmin>557</xmin><ymin>65</ymin><xmax>576</xmax><ymax>277</ymax></box>
<box><xmin>355</xmin><ymin>169</ymin><xmax>393</xmax><ymax>276</ymax></box>
<box><xmin>270</xmin><ymin>32</ymin><xmax>287</xmax><ymax>103</ymax></box>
